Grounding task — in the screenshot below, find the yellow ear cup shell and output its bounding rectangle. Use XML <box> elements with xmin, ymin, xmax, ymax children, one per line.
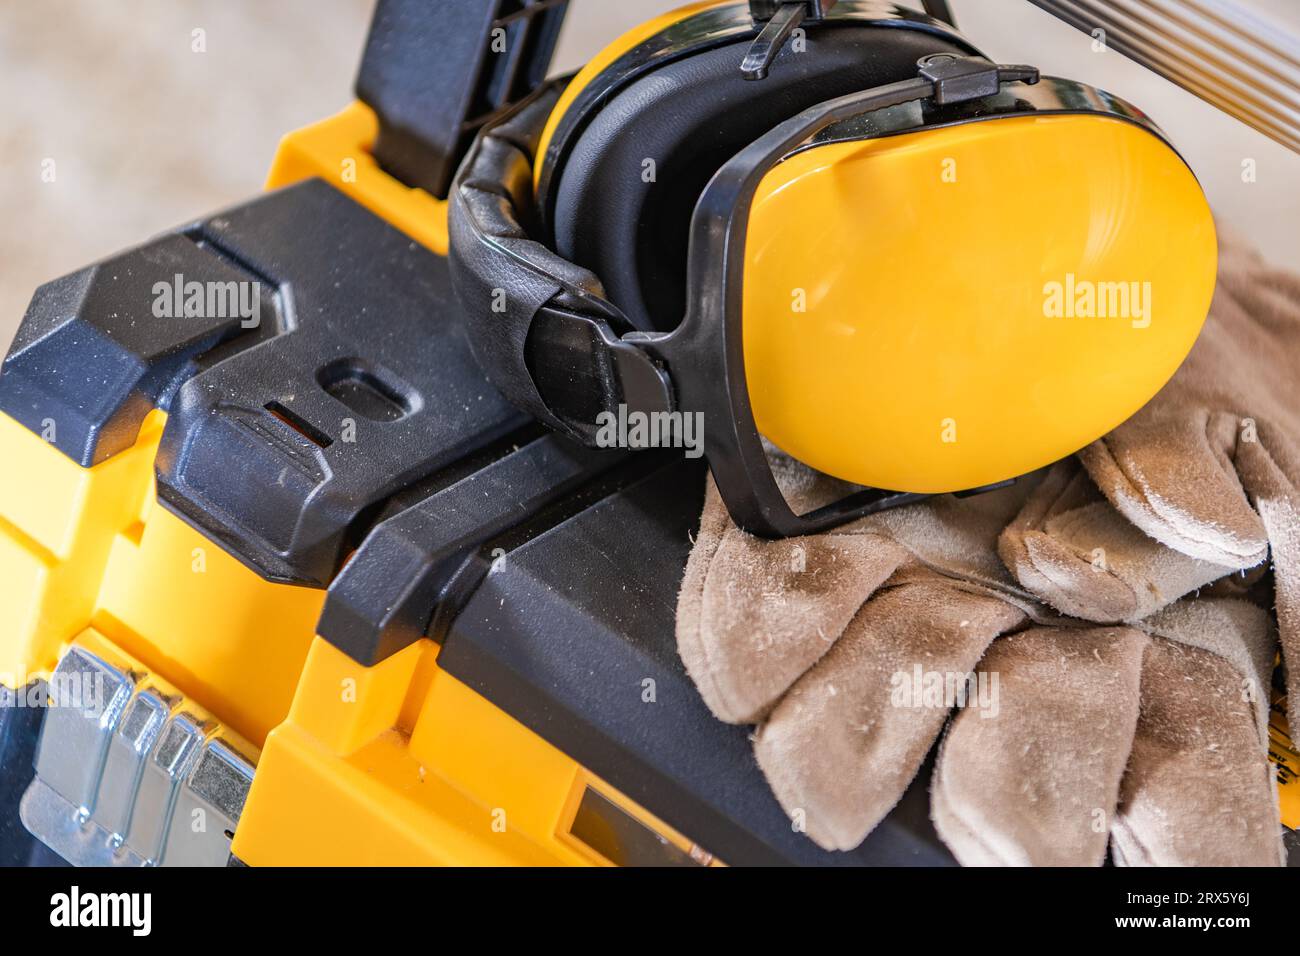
<box><xmin>743</xmin><ymin>112</ymin><xmax>1216</xmax><ymax>493</ymax></box>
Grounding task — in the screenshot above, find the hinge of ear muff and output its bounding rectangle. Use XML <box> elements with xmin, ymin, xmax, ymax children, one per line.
<box><xmin>527</xmin><ymin>308</ymin><xmax>675</xmax><ymax>443</ymax></box>
<box><xmin>917</xmin><ymin>54</ymin><xmax>1039</xmax><ymax>105</ymax></box>
<box><xmin>743</xmin><ymin>1</ymin><xmax>838</xmax><ymax>80</ymax></box>
<box><xmin>356</xmin><ymin>0</ymin><xmax>570</xmax><ymax>199</ymax></box>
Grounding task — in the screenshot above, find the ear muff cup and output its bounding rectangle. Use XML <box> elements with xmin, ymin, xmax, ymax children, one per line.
<box><xmin>546</xmin><ymin>24</ymin><xmax>975</xmax><ymax>333</ymax></box>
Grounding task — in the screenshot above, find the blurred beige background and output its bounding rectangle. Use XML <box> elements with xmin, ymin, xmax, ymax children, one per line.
<box><xmin>3</xmin><ymin>0</ymin><xmax>1298</xmax><ymax>352</ymax></box>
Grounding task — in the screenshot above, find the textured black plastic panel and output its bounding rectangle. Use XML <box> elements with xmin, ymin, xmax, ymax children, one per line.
<box><xmin>0</xmin><ymin>235</ymin><xmax>269</xmax><ymax>467</ymax></box>
<box><xmin>153</xmin><ymin>180</ymin><xmax>528</xmax><ymax>586</ymax></box>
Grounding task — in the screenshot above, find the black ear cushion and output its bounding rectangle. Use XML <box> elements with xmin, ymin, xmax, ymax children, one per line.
<box><xmin>550</xmin><ymin>24</ymin><xmax>974</xmax><ymax>332</ymax></box>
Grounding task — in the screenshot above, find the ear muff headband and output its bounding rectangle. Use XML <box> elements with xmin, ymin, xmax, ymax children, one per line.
<box><xmin>448</xmin><ymin>84</ymin><xmax>672</xmax><ymax>443</ymax></box>
<box><xmin>449</xmin><ymin>27</ymin><xmax>1213</xmax><ymax>537</ymax></box>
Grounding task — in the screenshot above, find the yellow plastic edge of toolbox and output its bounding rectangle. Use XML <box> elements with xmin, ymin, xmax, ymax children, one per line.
<box><xmin>1270</xmin><ymin>691</ymin><xmax>1300</xmax><ymax>831</ymax></box>
<box><xmin>0</xmin><ymin>409</ymin><xmax>325</xmax><ymax>747</ymax></box>
<box><xmin>265</xmin><ymin>100</ymin><xmax>450</xmax><ymax>255</ymax></box>
<box><xmin>233</xmin><ymin>637</ymin><xmax>719</xmax><ymax>866</ymax></box>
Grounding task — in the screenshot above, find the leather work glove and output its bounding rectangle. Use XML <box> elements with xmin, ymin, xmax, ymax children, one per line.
<box><xmin>677</xmin><ymin>456</ymin><xmax>1042</xmax><ymax>850</ymax></box>
<box><xmin>932</xmin><ymin>598</ymin><xmax>1282</xmax><ymax>866</ymax></box>
<box><xmin>677</xmin><ymin>455</ymin><xmax>1284</xmax><ymax>863</ymax></box>
<box><xmin>997</xmin><ymin>230</ymin><xmax>1300</xmax><ymax>732</ymax></box>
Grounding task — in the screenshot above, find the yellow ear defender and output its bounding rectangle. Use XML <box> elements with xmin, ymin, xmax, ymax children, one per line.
<box><xmin>449</xmin><ymin>0</ymin><xmax>1216</xmax><ymax>536</ymax></box>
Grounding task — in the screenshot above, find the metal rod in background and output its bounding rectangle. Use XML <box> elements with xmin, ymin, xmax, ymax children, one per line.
<box><xmin>1027</xmin><ymin>0</ymin><xmax>1300</xmax><ymax>154</ymax></box>
<box><xmin>922</xmin><ymin>0</ymin><xmax>956</xmax><ymax>27</ymax></box>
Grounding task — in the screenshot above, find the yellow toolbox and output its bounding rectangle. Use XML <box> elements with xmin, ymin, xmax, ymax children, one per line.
<box><xmin>0</xmin><ymin>0</ymin><xmax>1292</xmax><ymax>868</ymax></box>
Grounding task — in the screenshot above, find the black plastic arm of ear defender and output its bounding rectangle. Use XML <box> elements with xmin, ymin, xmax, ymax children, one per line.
<box><xmin>920</xmin><ymin>0</ymin><xmax>956</xmax><ymax>27</ymax></box>
<box><xmin>743</xmin><ymin>1</ymin><xmax>838</xmax><ymax>80</ymax></box>
<box><xmin>356</xmin><ymin>0</ymin><xmax>569</xmax><ymax>199</ymax></box>
<box><xmin>918</xmin><ymin>53</ymin><xmax>1038</xmax><ymax>104</ymax></box>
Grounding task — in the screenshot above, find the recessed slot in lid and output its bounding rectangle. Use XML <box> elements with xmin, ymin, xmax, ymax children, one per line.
<box><xmin>316</xmin><ymin>358</ymin><xmax>416</xmax><ymax>422</ymax></box>
<box><xmin>264</xmin><ymin>401</ymin><xmax>333</xmax><ymax>448</ymax></box>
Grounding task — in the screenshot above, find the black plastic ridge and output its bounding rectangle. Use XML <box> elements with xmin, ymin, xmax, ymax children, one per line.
<box><xmin>0</xmin><ymin>235</ymin><xmax>270</xmax><ymax>468</ymax></box>
<box><xmin>319</xmin><ymin>432</ymin><xmax>628</xmax><ymax>666</ymax></box>
<box><xmin>356</xmin><ymin>0</ymin><xmax>569</xmax><ymax>199</ymax></box>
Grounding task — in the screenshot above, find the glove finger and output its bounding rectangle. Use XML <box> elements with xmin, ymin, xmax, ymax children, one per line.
<box><xmin>1232</xmin><ymin>424</ymin><xmax>1300</xmax><ymax>735</ymax></box>
<box><xmin>1112</xmin><ymin>617</ymin><xmax>1282</xmax><ymax>866</ymax></box>
<box><xmin>932</xmin><ymin>624</ymin><xmax>1148</xmax><ymax>866</ymax></box>
<box><xmin>754</xmin><ymin>574</ymin><xmax>1025</xmax><ymax>851</ymax></box>
<box><xmin>677</xmin><ymin>477</ymin><xmax>909</xmax><ymax>724</ymax></box>
<box><xmin>1081</xmin><ymin>264</ymin><xmax>1289</xmax><ymax>569</ymax></box>
<box><xmin>1000</xmin><ymin>460</ymin><xmax>1233</xmax><ymax>622</ymax></box>
<box><xmin>1213</xmin><ymin>242</ymin><xmax>1300</xmax><ymax>738</ymax></box>
<box><xmin>1081</xmin><ymin>406</ymin><xmax>1268</xmax><ymax>569</ymax></box>
<box><xmin>1091</xmin><ymin>234</ymin><xmax>1300</xmax><ymax>732</ymax></box>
